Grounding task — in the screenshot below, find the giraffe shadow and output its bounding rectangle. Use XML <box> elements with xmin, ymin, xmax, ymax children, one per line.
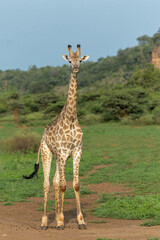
<box><xmin>48</xmin><ymin>207</ymin><xmax>86</xmax><ymax>227</ymax></box>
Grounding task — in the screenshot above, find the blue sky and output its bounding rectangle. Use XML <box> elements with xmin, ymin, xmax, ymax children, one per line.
<box><xmin>0</xmin><ymin>0</ymin><xmax>160</xmax><ymax>70</ymax></box>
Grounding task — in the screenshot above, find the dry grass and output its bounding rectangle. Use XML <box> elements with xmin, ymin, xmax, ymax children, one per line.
<box><xmin>0</xmin><ymin>133</ymin><xmax>40</xmax><ymax>153</ymax></box>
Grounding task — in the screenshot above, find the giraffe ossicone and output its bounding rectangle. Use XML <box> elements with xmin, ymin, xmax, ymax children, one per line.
<box><xmin>23</xmin><ymin>45</ymin><xmax>89</xmax><ymax>230</ymax></box>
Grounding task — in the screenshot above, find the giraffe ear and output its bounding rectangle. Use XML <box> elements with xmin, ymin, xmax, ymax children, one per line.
<box><xmin>62</xmin><ymin>55</ymin><xmax>70</xmax><ymax>61</ymax></box>
<box><xmin>80</xmin><ymin>55</ymin><xmax>90</xmax><ymax>62</ymax></box>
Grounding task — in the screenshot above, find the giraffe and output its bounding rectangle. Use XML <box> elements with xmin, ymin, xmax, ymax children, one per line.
<box><xmin>23</xmin><ymin>44</ymin><xmax>89</xmax><ymax>230</ymax></box>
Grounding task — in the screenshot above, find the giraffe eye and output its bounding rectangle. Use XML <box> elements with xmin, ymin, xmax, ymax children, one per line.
<box><xmin>69</xmin><ymin>61</ymin><xmax>71</xmax><ymax>63</ymax></box>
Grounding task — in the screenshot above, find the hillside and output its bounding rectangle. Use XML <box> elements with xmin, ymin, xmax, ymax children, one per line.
<box><xmin>1</xmin><ymin>29</ymin><xmax>160</xmax><ymax>125</ymax></box>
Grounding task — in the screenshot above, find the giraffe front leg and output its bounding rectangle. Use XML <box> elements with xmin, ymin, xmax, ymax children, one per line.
<box><xmin>53</xmin><ymin>159</ymin><xmax>66</xmax><ymax>230</ymax></box>
<box><xmin>73</xmin><ymin>149</ymin><xmax>86</xmax><ymax>229</ymax></box>
<box><xmin>41</xmin><ymin>142</ymin><xmax>52</xmax><ymax>230</ymax></box>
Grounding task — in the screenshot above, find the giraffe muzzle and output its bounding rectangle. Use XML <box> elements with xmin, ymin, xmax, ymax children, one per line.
<box><xmin>73</xmin><ymin>68</ymin><xmax>79</xmax><ymax>73</ymax></box>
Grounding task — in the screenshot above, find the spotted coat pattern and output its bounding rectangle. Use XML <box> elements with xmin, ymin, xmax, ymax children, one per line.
<box><xmin>40</xmin><ymin>44</ymin><xmax>89</xmax><ymax>230</ymax></box>
<box><xmin>40</xmin><ymin>73</ymin><xmax>85</xmax><ymax>229</ymax></box>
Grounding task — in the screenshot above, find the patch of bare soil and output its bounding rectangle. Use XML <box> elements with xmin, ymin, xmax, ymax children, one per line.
<box><xmin>1</xmin><ymin>165</ymin><xmax>160</xmax><ymax>240</ymax></box>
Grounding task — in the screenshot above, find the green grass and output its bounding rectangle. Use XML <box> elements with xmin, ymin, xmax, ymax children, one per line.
<box><xmin>2</xmin><ymin>122</ymin><xmax>160</xmax><ymax>226</ymax></box>
<box><xmin>94</xmin><ymin>193</ymin><xmax>160</xmax><ymax>220</ymax></box>
<box><xmin>96</xmin><ymin>238</ymin><xmax>125</xmax><ymax>240</ymax></box>
<box><xmin>2</xmin><ymin>202</ymin><xmax>14</xmax><ymax>206</ymax></box>
<box><xmin>0</xmin><ymin>151</ymin><xmax>44</xmax><ymax>202</ymax></box>
<box><xmin>82</xmin><ymin>124</ymin><xmax>160</xmax><ymax>195</ymax></box>
<box><xmin>65</xmin><ymin>187</ymin><xmax>96</xmax><ymax>199</ymax></box>
<box><xmin>88</xmin><ymin>220</ymin><xmax>107</xmax><ymax>223</ymax></box>
<box><xmin>147</xmin><ymin>238</ymin><xmax>159</xmax><ymax>240</ymax></box>
<box><xmin>141</xmin><ymin>217</ymin><xmax>160</xmax><ymax>227</ymax></box>
<box><xmin>0</xmin><ymin>122</ymin><xmax>109</xmax><ymax>203</ymax></box>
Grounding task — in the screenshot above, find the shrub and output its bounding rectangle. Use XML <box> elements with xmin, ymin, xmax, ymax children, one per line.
<box><xmin>78</xmin><ymin>92</ymin><xmax>100</xmax><ymax>103</ymax></box>
<box><xmin>120</xmin><ymin>116</ymin><xmax>133</xmax><ymax>125</ymax></box>
<box><xmin>79</xmin><ymin>113</ymin><xmax>102</xmax><ymax>125</ymax></box>
<box><xmin>128</xmin><ymin>64</ymin><xmax>160</xmax><ymax>91</ymax></box>
<box><xmin>152</xmin><ymin>107</ymin><xmax>160</xmax><ymax>124</ymax></box>
<box><xmin>77</xmin><ymin>109</ymin><xmax>85</xmax><ymax>117</ymax></box>
<box><xmin>8</xmin><ymin>134</ymin><xmax>40</xmax><ymax>153</ymax></box>
<box><xmin>134</xmin><ymin>114</ymin><xmax>154</xmax><ymax>125</ymax></box>
<box><xmin>102</xmin><ymin>87</ymin><xmax>148</xmax><ymax>121</ymax></box>
<box><xmin>91</xmin><ymin>103</ymin><xmax>103</xmax><ymax>114</ymax></box>
<box><xmin>18</xmin><ymin>116</ymin><xmax>29</xmax><ymax>125</ymax></box>
<box><xmin>44</xmin><ymin>101</ymin><xmax>65</xmax><ymax>115</ymax></box>
<box><xmin>0</xmin><ymin>103</ymin><xmax>7</xmax><ymax>113</ymax></box>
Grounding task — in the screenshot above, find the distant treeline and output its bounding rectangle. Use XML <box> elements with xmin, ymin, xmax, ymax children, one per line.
<box><xmin>1</xmin><ymin>29</ymin><xmax>160</xmax><ymax>125</ymax></box>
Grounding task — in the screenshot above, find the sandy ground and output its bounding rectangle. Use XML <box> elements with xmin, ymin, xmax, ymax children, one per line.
<box><xmin>1</xmin><ymin>166</ymin><xmax>160</xmax><ymax>240</ymax></box>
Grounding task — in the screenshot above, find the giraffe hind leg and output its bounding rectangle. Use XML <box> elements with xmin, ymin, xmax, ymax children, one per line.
<box><xmin>57</xmin><ymin>186</ymin><xmax>66</xmax><ymax>230</ymax></box>
<box><xmin>73</xmin><ymin>149</ymin><xmax>86</xmax><ymax>229</ymax></box>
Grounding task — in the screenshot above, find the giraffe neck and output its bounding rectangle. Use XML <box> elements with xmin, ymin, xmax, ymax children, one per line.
<box><xmin>65</xmin><ymin>72</ymin><xmax>77</xmax><ymax>120</ymax></box>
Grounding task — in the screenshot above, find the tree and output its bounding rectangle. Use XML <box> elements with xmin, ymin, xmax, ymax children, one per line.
<box><xmin>102</xmin><ymin>87</ymin><xmax>148</xmax><ymax>121</ymax></box>
<box><xmin>137</xmin><ymin>35</ymin><xmax>151</xmax><ymax>46</ymax></box>
<box><xmin>128</xmin><ymin>64</ymin><xmax>160</xmax><ymax>91</ymax></box>
<box><xmin>7</xmin><ymin>92</ymin><xmax>21</xmax><ymax>123</ymax></box>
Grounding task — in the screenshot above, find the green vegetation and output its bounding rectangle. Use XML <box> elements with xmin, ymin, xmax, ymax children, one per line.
<box><xmin>88</xmin><ymin>220</ymin><xmax>107</xmax><ymax>223</ymax></box>
<box><xmin>147</xmin><ymin>238</ymin><xmax>159</xmax><ymax>240</ymax></box>
<box><xmin>96</xmin><ymin>236</ymin><xmax>159</xmax><ymax>240</ymax></box>
<box><xmin>0</xmin><ymin>122</ymin><xmax>108</xmax><ymax>203</ymax></box>
<box><xmin>2</xmin><ymin>202</ymin><xmax>14</xmax><ymax>206</ymax></box>
<box><xmin>2</xmin><ymin>29</ymin><xmax>160</xmax><ymax>231</ymax></box>
<box><xmin>0</xmin><ymin>29</ymin><xmax>160</xmax><ymax>125</ymax></box>
<box><xmin>141</xmin><ymin>217</ymin><xmax>160</xmax><ymax>227</ymax></box>
<box><xmin>82</xmin><ymin>124</ymin><xmax>160</xmax><ymax>195</ymax></box>
<box><xmin>0</xmin><ymin>133</ymin><xmax>40</xmax><ymax>153</ymax></box>
<box><xmin>94</xmin><ymin>194</ymin><xmax>160</xmax><ymax>220</ymax></box>
<box><xmin>65</xmin><ymin>187</ymin><xmax>96</xmax><ymax>199</ymax></box>
<box><xmin>96</xmin><ymin>238</ymin><xmax>125</xmax><ymax>240</ymax></box>
<box><xmin>1</xmin><ymin>123</ymin><xmax>160</xmax><ymax>227</ymax></box>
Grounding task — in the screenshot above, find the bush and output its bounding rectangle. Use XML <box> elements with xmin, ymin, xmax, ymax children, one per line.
<box><xmin>128</xmin><ymin>64</ymin><xmax>160</xmax><ymax>91</ymax></box>
<box><xmin>152</xmin><ymin>107</ymin><xmax>160</xmax><ymax>124</ymax></box>
<box><xmin>0</xmin><ymin>103</ymin><xmax>7</xmax><ymax>113</ymax></box>
<box><xmin>91</xmin><ymin>103</ymin><xmax>103</xmax><ymax>114</ymax></box>
<box><xmin>18</xmin><ymin>116</ymin><xmax>29</xmax><ymax>125</ymax></box>
<box><xmin>78</xmin><ymin>92</ymin><xmax>100</xmax><ymax>103</ymax></box>
<box><xmin>134</xmin><ymin>114</ymin><xmax>154</xmax><ymax>125</ymax></box>
<box><xmin>79</xmin><ymin>113</ymin><xmax>102</xmax><ymax>125</ymax></box>
<box><xmin>102</xmin><ymin>87</ymin><xmax>148</xmax><ymax>121</ymax></box>
<box><xmin>120</xmin><ymin>116</ymin><xmax>133</xmax><ymax>125</ymax></box>
<box><xmin>77</xmin><ymin>109</ymin><xmax>85</xmax><ymax>117</ymax></box>
<box><xmin>8</xmin><ymin>134</ymin><xmax>40</xmax><ymax>153</ymax></box>
<box><xmin>44</xmin><ymin>101</ymin><xmax>65</xmax><ymax>115</ymax></box>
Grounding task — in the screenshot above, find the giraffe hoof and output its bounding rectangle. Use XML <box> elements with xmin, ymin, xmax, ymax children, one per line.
<box><xmin>78</xmin><ymin>224</ymin><xmax>87</xmax><ymax>229</ymax></box>
<box><xmin>41</xmin><ymin>226</ymin><xmax>48</xmax><ymax>230</ymax></box>
<box><xmin>56</xmin><ymin>225</ymin><xmax>64</xmax><ymax>230</ymax></box>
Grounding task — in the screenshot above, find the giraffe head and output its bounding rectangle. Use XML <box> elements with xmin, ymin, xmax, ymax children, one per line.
<box><xmin>62</xmin><ymin>45</ymin><xmax>89</xmax><ymax>73</ymax></box>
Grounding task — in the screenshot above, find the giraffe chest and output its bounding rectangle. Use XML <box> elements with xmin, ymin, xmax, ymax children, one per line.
<box><xmin>56</xmin><ymin>124</ymin><xmax>82</xmax><ymax>146</ymax></box>
<box><xmin>45</xmin><ymin>121</ymin><xmax>83</xmax><ymax>154</ymax></box>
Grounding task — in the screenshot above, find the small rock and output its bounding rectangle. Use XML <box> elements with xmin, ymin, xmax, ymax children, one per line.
<box><xmin>2</xmin><ymin>234</ymin><xmax>8</xmax><ymax>237</ymax></box>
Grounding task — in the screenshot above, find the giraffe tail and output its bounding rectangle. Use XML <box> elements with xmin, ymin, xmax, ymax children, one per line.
<box><xmin>23</xmin><ymin>147</ymin><xmax>41</xmax><ymax>179</ymax></box>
